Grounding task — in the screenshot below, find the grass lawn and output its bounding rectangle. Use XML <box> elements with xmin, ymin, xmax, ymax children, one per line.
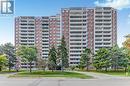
<box><xmin>78</xmin><ymin>69</ymin><xmax>130</xmax><ymax>77</ymax></box>
<box><xmin>9</xmin><ymin>71</ymin><xmax>92</xmax><ymax>79</ymax></box>
<box><xmin>86</xmin><ymin>70</ymin><xmax>130</xmax><ymax>77</ymax></box>
<box><xmin>0</xmin><ymin>70</ymin><xmax>20</xmax><ymax>74</ymax></box>
<box><xmin>0</xmin><ymin>69</ymin><xmax>27</xmax><ymax>74</ymax></box>
<box><xmin>99</xmin><ymin>71</ymin><xmax>130</xmax><ymax>76</ymax></box>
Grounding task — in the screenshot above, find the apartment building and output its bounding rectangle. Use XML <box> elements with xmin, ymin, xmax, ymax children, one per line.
<box><xmin>15</xmin><ymin>16</ymin><xmax>36</xmax><ymax>68</ymax></box>
<box><xmin>15</xmin><ymin>7</ymin><xmax>117</xmax><ymax>66</ymax></box>
<box><xmin>41</xmin><ymin>17</ymin><xmax>50</xmax><ymax>59</ymax></box>
<box><xmin>15</xmin><ymin>16</ymin><xmax>61</xmax><ymax>59</ymax></box>
<box><xmin>94</xmin><ymin>7</ymin><xmax>117</xmax><ymax>53</ymax></box>
<box><xmin>15</xmin><ymin>16</ymin><xmax>36</xmax><ymax>48</ymax></box>
<box><xmin>62</xmin><ymin>7</ymin><xmax>117</xmax><ymax>65</ymax></box>
<box><xmin>49</xmin><ymin>14</ymin><xmax>61</xmax><ymax>48</ymax></box>
<box><xmin>62</xmin><ymin>7</ymin><xmax>88</xmax><ymax>65</ymax></box>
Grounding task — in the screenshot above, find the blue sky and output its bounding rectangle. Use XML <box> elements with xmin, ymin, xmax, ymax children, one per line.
<box><xmin>0</xmin><ymin>0</ymin><xmax>130</xmax><ymax>47</ymax></box>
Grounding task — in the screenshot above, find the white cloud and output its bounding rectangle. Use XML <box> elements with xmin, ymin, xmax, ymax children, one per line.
<box><xmin>94</xmin><ymin>0</ymin><xmax>130</xmax><ymax>10</ymax></box>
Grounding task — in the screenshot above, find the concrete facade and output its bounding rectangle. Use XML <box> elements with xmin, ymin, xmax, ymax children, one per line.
<box><xmin>15</xmin><ymin>7</ymin><xmax>117</xmax><ymax>66</ymax></box>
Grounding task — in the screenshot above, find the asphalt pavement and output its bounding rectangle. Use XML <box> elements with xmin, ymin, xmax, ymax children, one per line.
<box><xmin>0</xmin><ymin>72</ymin><xmax>130</xmax><ymax>86</ymax></box>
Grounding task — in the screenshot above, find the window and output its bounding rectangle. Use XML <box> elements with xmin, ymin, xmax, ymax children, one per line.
<box><xmin>104</xmin><ymin>43</ymin><xmax>111</xmax><ymax>45</ymax></box>
<box><xmin>95</xmin><ymin>43</ymin><xmax>102</xmax><ymax>45</ymax></box>
<box><xmin>70</xmin><ymin>58</ymin><xmax>80</xmax><ymax>60</ymax></box>
<box><xmin>95</xmin><ymin>35</ymin><xmax>102</xmax><ymax>37</ymax></box>
<box><xmin>103</xmin><ymin>35</ymin><xmax>111</xmax><ymax>37</ymax></box>
<box><xmin>103</xmin><ymin>39</ymin><xmax>111</xmax><ymax>41</ymax></box>
<box><xmin>70</xmin><ymin>16</ymin><xmax>82</xmax><ymax>18</ymax></box>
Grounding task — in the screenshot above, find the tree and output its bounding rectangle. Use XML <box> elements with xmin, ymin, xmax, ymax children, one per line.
<box><xmin>56</xmin><ymin>48</ymin><xmax>62</xmax><ymax>70</ymax></box>
<box><xmin>119</xmin><ymin>48</ymin><xmax>129</xmax><ymax>72</ymax></box>
<box><xmin>109</xmin><ymin>45</ymin><xmax>129</xmax><ymax>71</ymax></box>
<box><xmin>93</xmin><ymin>48</ymin><xmax>111</xmax><ymax>72</ymax></box>
<box><xmin>16</xmin><ymin>46</ymin><xmax>37</xmax><ymax>72</ymax></box>
<box><xmin>93</xmin><ymin>45</ymin><xmax>130</xmax><ymax>72</ymax></box>
<box><xmin>58</xmin><ymin>36</ymin><xmax>69</xmax><ymax>70</ymax></box>
<box><xmin>0</xmin><ymin>43</ymin><xmax>16</xmax><ymax>71</ymax></box>
<box><xmin>110</xmin><ymin>45</ymin><xmax>120</xmax><ymax>71</ymax></box>
<box><xmin>80</xmin><ymin>48</ymin><xmax>91</xmax><ymax>71</ymax></box>
<box><xmin>48</xmin><ymin>46</ymin><xmax>57</xmax><ymax>71</ymax></box>
<box><xmin>0</xmin><ymin>54</ymin><xmax>8</xmax><ymax>71</ymax></box>
<box><xmin>123</xmin><ymin>35</ymin><xmax>130</xmax><ymax>61</ymax></box>
<box><xmin>37</xmin><ymin>58</ymin><xmax>47</xmax><ymax>71</ymax></box>
<box><xmin>123</xmin><ymin>34</ymin><xmax>130</xmax><ymax>49</ymax></box>
<box><xmin>123</xmin><ymin>35</ymin><xmax>130</xmax><ymax>71</ymax></box>
<box><xmin>0</xmin><ymin>46</ymin><xmax>3</xmax><ymax>54</ymax></box>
